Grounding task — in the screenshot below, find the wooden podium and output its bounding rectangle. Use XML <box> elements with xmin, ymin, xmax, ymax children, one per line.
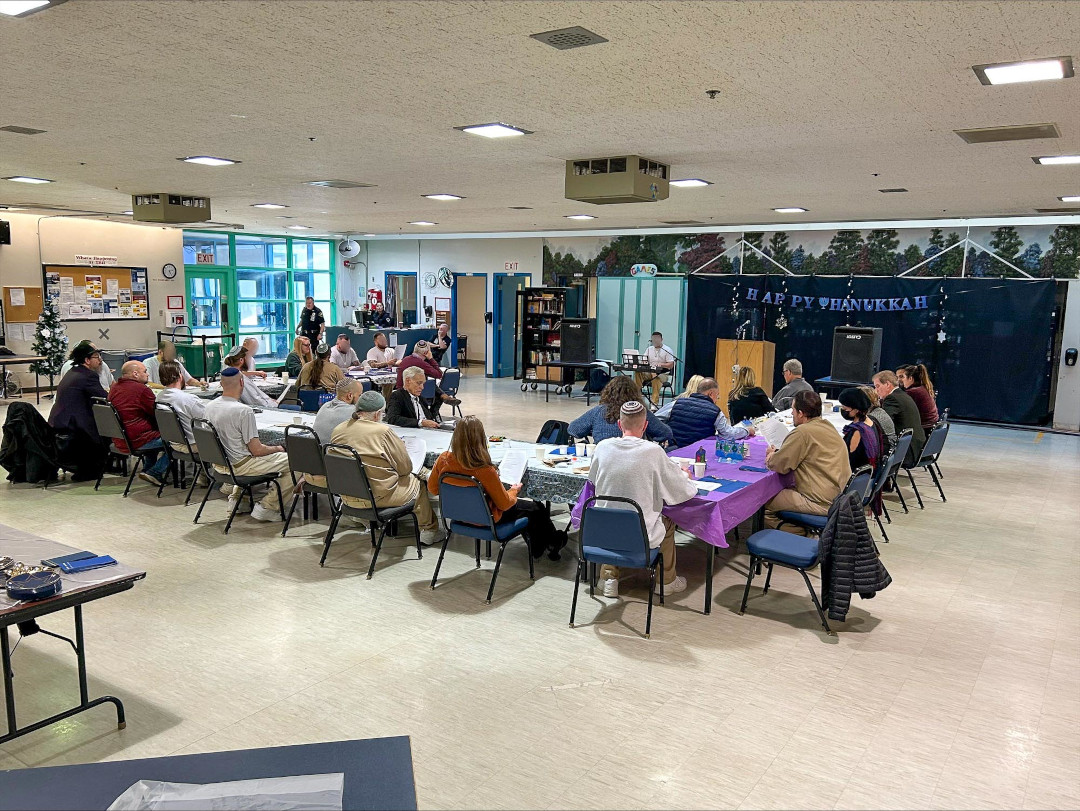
<box><xmin>715</xmin><ymin>339</ymin><xmax>775</xmax><ymax>414</ymax></box>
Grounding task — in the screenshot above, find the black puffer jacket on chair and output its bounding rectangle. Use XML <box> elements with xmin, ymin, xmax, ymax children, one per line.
<box><xmin>819</xmin><ymin>492</ymin><xmax>892</xmax><ymax>621</ymax></box>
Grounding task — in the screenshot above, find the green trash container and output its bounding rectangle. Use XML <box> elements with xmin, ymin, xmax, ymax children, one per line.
<box><xmin>175</xmin><ymin>342</ymin><xmax>224</xmax><ymax>380</ymax></box>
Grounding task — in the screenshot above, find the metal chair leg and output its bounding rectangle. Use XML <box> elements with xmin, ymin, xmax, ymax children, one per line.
<box><xmin>485</xmin><ymin>542</ymin><xmax>508</xmax><ymax>603</ymax></box>
<box><xmin>122</xmin><ymin>455</ymin><xmax>142</xmax><ymax>497</ymax></box>
<box><xmin>739</xmin><ymin>555</ymin><xmax>756</xmax><ymax>614</ymax></box>
<box><xmin>430</xmin><ymin>534</ymin><xmax>451</xmax><ymax>589</ymax></box>
<box><xmin>274</xmin><ymin>480</ymin><xmax>286</xmax><ymax>521</ymax></box>
<box><xmin>223</xmin><ymin>486</ymin><xmax>247</xmax><ymax>534</ymax></box>
<box><xmin>928</xmin><ymin>465</ymin><xmax>946</xmax><ymax>502</ymax></box>
<box><xmin>411</xmin><ymin>513</ymin><xmax>423</xmax><ymax>560</ymax></box>
<box><xmin>881</xmin><ymin>500</ymin><xmax>892</xmax><ymax>524</ymax></box>
<box><xmin>156</xmin><ymin>460</ymin><xmax>171</xmax><ymax>498</ymax></box>
<box><xmin>906</xmin><ymin>469</ymin><xmax>925</xmax><ymax>509</ymax></box>
<box><xmin>474</xmin><ymin>537</ymin><xmax>481</xmax><ymax>568</ymax></box>
<box><xmin>193</xmin><ymin>475</ymin><xmax>215</xmax><ymax>523</ymax></box>
<box><xmin>645</xmin><ymin>567</ymin><xmax>655</xmax><ymax>639</ymax></box>
<box><xmin>875</xmin><ymin>513</ymin><xmax>890</xmax><ymax>543</ymax></box>
<box><xmin>657</xmin><ymin>553</ymin><xmax>664</xmax><ymax>606</ymax></box>
<box><xmin>367</xmin><ymin>524</ymin><xmax>389</xmax><ymax>579</ymax></box>
<box><xmin>282</xmin><ymin>488</ymin><xmax>303</xmax><ymax>537</ymax></box>
<box><xmin>526</xmin><ymin>537</ymin><xmax>535</xmax><ymax>580</ymax></box>
<box><xmin>184</xmin><ymin>464</ymin><xmax>203</xmax><ymax>506</ymax></box>
<box><xmin>763</xmin><ymin>562</ymin><xmax>774</xmax><ymax>595</ymax></box>
<box><xmin>934</xmin><ymin>462</ymin><xmax>944</xmax><ymax>479</ymax></box>
<box><xmin>892</xmin><ymin>475</ymin><xmax>909</xmax><ymax>513</ymax></box>
<box><xmin>569</xmin><ymin>560</ymin><xmax>582</xmax><ymax>628</ymax></box>
<box><xmin>319</xmin><ymin>512</ymin><xmax>340</xmax><ymax>567</ymax></box>
<box><xmin>799</xmin><ymin>568</ymin><xmax>834</xmax><ymax>635</ymax></box>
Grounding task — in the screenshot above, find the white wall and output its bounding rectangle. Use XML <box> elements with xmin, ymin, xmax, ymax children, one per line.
<box><xmin>1053</xmin><ymin>279</ymin><xmax>1080</xmax><ymax>432</ymax></box>
<box><xmin>363</xmin><ymin>237</ymin><xmax>542</xmax><ymax>375</ymax></box>
<box><xmin>0</xmin><ymin>213</ymin><xmax>184</xmax><ymax>386</ymax></box>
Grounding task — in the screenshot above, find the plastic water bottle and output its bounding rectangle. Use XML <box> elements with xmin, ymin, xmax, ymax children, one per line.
<box><xmin>715</xmin><ymin>436</ymin><xmax>723</xmax><ymax>462</ymax></box>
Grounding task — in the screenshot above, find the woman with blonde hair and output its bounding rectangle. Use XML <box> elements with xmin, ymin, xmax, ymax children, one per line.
<box><xmin>429</xmin><ymin>416</ymin><xmax>566</xmax><ymax>559</ymax></box>
<box><xmin>860</xmin><ymin>385</ymin><xmax>896</xmax><ymax>451</ymax></box>
<box><xmin>285</xmin><ymin>335</ymin><xmax>313</xmax><ymax>378</ymax></box>
<box><xmin>655</xmin><ymin>374</ymin><xmax>704</xmax><ymax>420</ymax></box>
<box><xmin>727</xmin><ymin>366</ymin><xmax>775</xmax><ymax>423</ymax></box>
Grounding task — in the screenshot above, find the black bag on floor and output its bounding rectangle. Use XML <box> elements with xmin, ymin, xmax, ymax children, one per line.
<box><xmin>0</xmin><ymin>402</ymin><xmax>61</xmax><ymax>484</ymax></box>
<box><xmin>584</xmin><ymin>367</ymin><xmax>610</xmax><ymax>393</ymax></box>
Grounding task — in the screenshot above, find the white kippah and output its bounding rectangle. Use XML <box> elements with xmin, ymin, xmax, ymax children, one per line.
<box><xmin>620</xmin><ymin>400</ymin><xmax>645</xmax><ymax>417</ymax></box>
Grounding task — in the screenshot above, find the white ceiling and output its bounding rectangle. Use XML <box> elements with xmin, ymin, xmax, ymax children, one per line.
<box><xmin>1</xmin><ymin>0</ymin><xmax>1079</xmax><ymax>237</ymax></box>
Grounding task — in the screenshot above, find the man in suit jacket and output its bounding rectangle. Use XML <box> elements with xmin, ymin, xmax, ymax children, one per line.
<box><xmin>873</xmin><ymin>370</ymin><xmax>925</xmax><ymax>464</ymax></box>
<box><xmin>49</xmin><ymin>343</ymin><xmax>108</xmax><ymax>480</ymax></box>
<box><xmin>385</xmin><ymin>366</ymin><xmax>440</xmax><ymax>428</ymax></box>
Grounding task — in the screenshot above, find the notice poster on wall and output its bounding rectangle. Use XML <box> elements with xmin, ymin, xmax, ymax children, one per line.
<box><xmin>43</xmin><ymin>265</ymin><xmax>150</xmax><ymax>322</ymax></box>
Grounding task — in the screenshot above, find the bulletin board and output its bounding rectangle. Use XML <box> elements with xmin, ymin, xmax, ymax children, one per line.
<box><xmin>3</xmin><ymin>285</ymin><xmax>45</xmax><ymax>323</ymax></box>
<box><xmin>42</xmin><ymin>264</ymin><xmax>150</xmax><ymax>321</ymax></box>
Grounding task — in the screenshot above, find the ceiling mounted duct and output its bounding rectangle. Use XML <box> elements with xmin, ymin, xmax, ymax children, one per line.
<box><xmin>305</xmin><ymin>180</ymin><xmax>376</xmax><ymax>189</ymax></box>
<box><xmin>565</xmin><ymin>155</ymin><xmax>670</xmax><ymax>205</ymax></box>
<box><xmin>955</xmin><ymin>123</ymin><xmax>1060</xmax><ymax>144</ymax></box>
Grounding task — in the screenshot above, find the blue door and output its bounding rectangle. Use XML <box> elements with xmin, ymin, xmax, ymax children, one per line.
<box><xmin>494</xmin><ymin>274</ymin><xmax>527</xmax><ymax>377</ymax></box>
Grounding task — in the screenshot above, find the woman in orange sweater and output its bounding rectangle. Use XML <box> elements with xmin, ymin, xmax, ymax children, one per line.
<box><xmin>429</xmin><ymin>416</ymin><xmax>566</xmax><ymax>559</ymax></box>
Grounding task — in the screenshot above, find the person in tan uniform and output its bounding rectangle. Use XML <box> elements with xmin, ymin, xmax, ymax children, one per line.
<box><xmin>764</xmin><ymin>390</ymin><xmax>850</xmax><ymax>530</ymax></box>
<box><xmin>327</xmin><ymin>390</ymin><xmax>440</xmax><ymax>544</ymax></box>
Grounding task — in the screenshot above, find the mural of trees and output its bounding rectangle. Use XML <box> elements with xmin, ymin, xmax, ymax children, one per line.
<box><xmin>543</xmin><ymin>224</ymin><xmax>1080</xmax><ymax>282</ymax></box>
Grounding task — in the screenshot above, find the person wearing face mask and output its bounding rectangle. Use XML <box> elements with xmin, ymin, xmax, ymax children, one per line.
<box><xmin>838</xmin><ymin>387</ymin><xmax>882</xmax><ymax>472</ymax></box>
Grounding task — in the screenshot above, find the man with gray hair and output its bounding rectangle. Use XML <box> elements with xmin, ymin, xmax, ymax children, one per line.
<box><xmin>386</xmin><ymin>366</ymin><xmax>440</xmax><ymax>428</ymax></box>
<box><xmin>396</xmin><ymin>340</ymin><xmax>460</xmax><ymax>412</ymax></box>
<box><xmin>588</xmin><ymin>400</ymin><xmax>698</xmax><ymax>598</ymax></box>
<box><xmin>312</xmin><ymin>378</ymin><xmax>362</xmax><ymax>443</ymax></box>
<box><xmin>771</xmin><ymin>358</ymin><xmax>814</xmax><ymax>411</ymax></box>
<box><xmin>329</xmin><ymin>389</ymin><xmax>441</xmax><ymax>544</ymax></box>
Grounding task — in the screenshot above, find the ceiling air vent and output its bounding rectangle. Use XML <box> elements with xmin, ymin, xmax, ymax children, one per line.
<box><xmin>305</xmin><ymin>180</ymin><xmax>376</xmax><ymax>189</ymax></box>
<box><xmin>661</xmin><ymin>220</ymin><xmax>707</xmax><ymax>225</ymax></box>
<box><xmin>0</xmin><ymin>125</ymin><xmax>47</xmax><ymax>135</ymax></box>
<box><xmin>955</xmin><ymin>123</ymin><xmax>1059</xmax><ymax>144</ymax></box>
<box><xmin>509</xmin><ymin>206</ymin><xmax>533</xmax><ymax>210</ymax></box>
<box><xmin>879</xmin><ymin>188</ymin><xmax>908</xmax><ymax>193</ymax></box>
<box><xmin>530</xmin><ymin>26</ymin><xmax>608</xmax><ymax>50</ymax></box>
<box><xmin>1035</xmin><ymin>207</ymin><xmax>1080</xmax><ymax>214</ymax></box>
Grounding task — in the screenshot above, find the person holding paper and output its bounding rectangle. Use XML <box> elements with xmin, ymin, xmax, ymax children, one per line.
<box><xmin>328</xmin><ymin>390</ymin><xmax>440</xmax><ymax>545</ymax></box>
<box><xmin>763</xmin><ymin>390</ymin><xmax>850</xmax><ymax>530</ymax></box>
<box><xmin>667</xmin><ymin>377</ymin><xmax>755</xmax><ymax>448</ymax></box>
<box><xmin>330</xmin><ymin>333</ymin><xmax>363</xmax><ymax>371</ymax></box>
<box><xmin>428</xmin><ymin>416</ymin><xmax>565</xmax><ymax>559</ymax></box>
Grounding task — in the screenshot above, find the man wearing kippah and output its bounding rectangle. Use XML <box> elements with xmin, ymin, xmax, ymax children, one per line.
<box><xmin>312</xmin><ymin>378</ymin><xmax>362</xmax><ymax>444</ymax></box>
<box><xmin>588</xmin><ymin>400</ymin><xmax>698</xmax><ymax>598</ymax></box>
<box><xmin>329</xmin><ymin>389</ymin><xmax>441</xmax><ymax>545</ymax></box>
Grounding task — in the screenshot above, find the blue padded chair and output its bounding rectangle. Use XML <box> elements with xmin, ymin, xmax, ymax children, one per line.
<box><xmin>739</xmin><ymin>514</ymin><xmax>836</xmax><ymax>635</ymax></box>
<box><xmin>298</xmin><ymin>389</ymin><xmax>335</xmax><ymax>413</ymax></box>
<box><xmin>440</xmin><ymin>368</ymin><xmax>463</xmax><ymax>418</ymax></box>
<box><xmin>430</xmin><ymin>472</ymin><xmax>531</xmax><ymax>604</ymax></box>
<box><xmin>901</xmin><ymin>420</ymin><xmax>950</xmax><ymax>508</ymax></box>
<box><xmin>775</xmin><ymin>465</ymin><xmax>874</xmax><ymax>536</ymax></box>
<box><xmin>570</xmin><ymin>496</ymin><xmax>663</xmax><ymax>638</ymax></box>
<box><xmin>419</xmin><ymin>378</ymin><xmax>438</xmax><ymax>400</ymax></box>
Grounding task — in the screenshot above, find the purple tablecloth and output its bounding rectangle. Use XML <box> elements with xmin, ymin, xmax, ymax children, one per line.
<box><xmin>570</xmin><ymin>436</ymin><xmax>788</xmax><ymax>548</ymax></box>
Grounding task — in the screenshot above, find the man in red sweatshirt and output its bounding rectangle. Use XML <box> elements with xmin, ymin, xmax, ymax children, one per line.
<box><xmin>395</xmin><ymin>340</ymin><xmax>460</xmax><ymax>415</ymax></box>
<box><xmin>107</xmin><ymin>360</ymin><xmax>171</xmax><ymax>486</ymax></box>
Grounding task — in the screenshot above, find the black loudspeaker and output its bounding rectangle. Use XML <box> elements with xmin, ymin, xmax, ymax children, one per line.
<box><xmin>560</xmin><ymin>318</ymin><xmax>595</xmax><ymax>363</ymax></box>
<box><xmin>0</xmin><ymin>221</ymin><xmax>10</xmax><ymax>245</ymax></box>
<box><xmin>831</xmin><ymin>326</ymin><xmax>883</xmax><ymax>382</ymax></box>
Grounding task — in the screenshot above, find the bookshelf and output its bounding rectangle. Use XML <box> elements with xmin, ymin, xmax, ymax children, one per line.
<box><xmin>514</xmin><ymin>287</ymin><xmax>575</xmax><ymax>387</ymax></box>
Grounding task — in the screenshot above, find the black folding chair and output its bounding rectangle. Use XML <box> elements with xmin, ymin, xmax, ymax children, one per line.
<box><xmin>281</xmin><ymin>425</ymin><xmax>336</xmax><ymax>537</ymax></box>
<box><xmin>864</xmin><ymin>431</ymin><xmax>911</xmax><ymax>542</ymax></box>
<box><xmin>321</xmin><ymin>443</ymin><xmax>422</xmax><ymax>576</ymax></box>
<box><xmin>431</xmin><ymin>472</ymin><xmax>531</xmax><ymax>604</ymax></box>
<box><xmin>191</xmin><ymin>418</ymin><xmax>286</xmax><ymax>534</ymax></box>
<box><xmin>91</xmin><ymin>398</ymin><xmax>157</xmax><ymax>497</ymax></box>
<box><xmin>882</xmin><ymin>430</ymin><xmax>914</xmax><ymax>517</ymax></box>
<box><xmin>154</xmin><ymin>402</ymin><xmax>203</xmax><ymax>504</ymax></box>
<box><xmin>902</xmin><ymin>420</ymin><xmax>950</xmax><ymax>508</ymax></box>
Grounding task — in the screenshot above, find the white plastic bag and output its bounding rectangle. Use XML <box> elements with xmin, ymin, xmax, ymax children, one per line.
<box><xmin>107</xmin><ymin>772</ymin><xmax>344</xmax><ymax>811</ymax></box>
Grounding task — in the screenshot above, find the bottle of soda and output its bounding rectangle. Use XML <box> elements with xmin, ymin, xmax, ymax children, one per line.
<box><xmin>715</xmin><ymin>436</ymin><xmax>723</xmax><ymax>461</ymax></box>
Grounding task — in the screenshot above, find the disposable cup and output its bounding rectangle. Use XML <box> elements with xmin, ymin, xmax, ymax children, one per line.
<box><xmin>693</xmin><ymin>462</ymin><xmax>706</xmax><ymax>478</ymax></box>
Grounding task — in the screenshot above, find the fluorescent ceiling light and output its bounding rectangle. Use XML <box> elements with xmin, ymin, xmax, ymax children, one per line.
<box><xmin>973</xmin><ymin>57</ymin><xmax>1073</xmax><ymax>85</ymax></box>
<box><xmin>121</xmin><ymin>210</ymin><xmax>133</xmax><ymax>215</ymax></box>
<box><xmin>252</xmin><ymin>203</ymin><xmax>288</xmax><ymax>209</ymax></box>
<box><xmin>178</xmin><ymin>156</ymin><xmax>240</xmax><ymax>166</ymax></box>
<box><xmin>455</xmin><ymin>123</ymin><xmax>532</xmax><ymax>138</ymax></box>
<box><xmin>363</xmin><ymin>233</ymin><xmax>376</xmax><ymax>237</ymax></box>
<box><xmin>1059</xmin><ymin>195</ymin><xmax>1080</xmax><ymax>203</ymax></box>
<box><xmin>1033</xmin><ymin>155</ymin><xmax>1080</xmax><ymax>165</ymax></box>
<box><xmin>3</xmin><ymin>175</ymin><xmax>52</xmax><ymax>183</ymax></box>
<box><xmin>773</xmin><ymin>207</ymin><xmax>808</xmax><ymax>213</ymax></box>
<box><xmin>565</xmin><ymin>214</ymin><xmax>596</xmax><ymax>220</ymax></box>
<box><xmin>408</xmin><ymin>221</ymin><xmax>437</xmax><ymax>226</ymax></box>
<box><xmin>423</xmin><ymin>194</ymin><xmax>464</xmax><ymax>201</ymax></box>
<box><xmin>0</xmin><ymin>1</ymin><xmax>51</xmax><ymax>17</ymax></box>
<box><xmin>285</xmin><ymin>224</ymin><xmax>311</xmax><ymax>230</ymax></box>
<box><xmin>669</xmin><ymin>179</ymin><xmax>712</xmax><ymax>188</ymax></box>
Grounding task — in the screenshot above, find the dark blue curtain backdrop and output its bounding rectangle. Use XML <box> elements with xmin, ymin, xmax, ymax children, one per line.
<box><xmin>684</xmin><ymin>276</ymin><xmax>1060</xmax><ymax>425</ymax></box>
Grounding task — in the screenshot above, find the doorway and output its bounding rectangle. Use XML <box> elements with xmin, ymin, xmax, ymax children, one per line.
<box><xmin>493</xmin><ymin>273</ymin><xmax>529</xmax><ymax>377</ymax></box>
<box><xmin>385</xmin><ymin>272</ymin><xmax>418</xmax><ymax>327</ymax></box>
<box><xmin>451</xmin><ymin>274</ymin><xmax>487</xmax><ymax>370</ymax></box>
<box><xmin>188</xmin><ymin>269</ymin><xmax>231</xmax><ymax>339</ymax></box>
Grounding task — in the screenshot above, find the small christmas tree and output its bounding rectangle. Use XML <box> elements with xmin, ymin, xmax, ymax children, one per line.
<box><xmin>29</xmin><ymin>299</ymin><xmax>68</xmax><ymax>378</ymax></box>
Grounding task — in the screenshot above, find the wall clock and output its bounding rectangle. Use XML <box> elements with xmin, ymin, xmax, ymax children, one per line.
<box><xmin>162</xmin><ymin>263</ymin><xmax>178</xmax><ymax>279</ymax></box>
<box><xmin>423</xmin><ymin>272</ymin><xmax>437</xmax><ymax>289</ymax></box>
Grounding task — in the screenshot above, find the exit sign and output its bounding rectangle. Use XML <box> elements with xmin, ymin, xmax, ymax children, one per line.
<box><xmin>504</xmin><ymin>261</ymin><xmax>518</xmax><ymax>270</ymax></box>
<box><xmin>196</xmin><ymin>252</ymin><xmax>215</xmax><ymax>265</ymax></box>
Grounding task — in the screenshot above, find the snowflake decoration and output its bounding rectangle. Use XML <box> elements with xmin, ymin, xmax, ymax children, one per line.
<box><xmin>775</xmin><ymin>315</ymin><xmax>788</xmax><ymax>330</ymax></box>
